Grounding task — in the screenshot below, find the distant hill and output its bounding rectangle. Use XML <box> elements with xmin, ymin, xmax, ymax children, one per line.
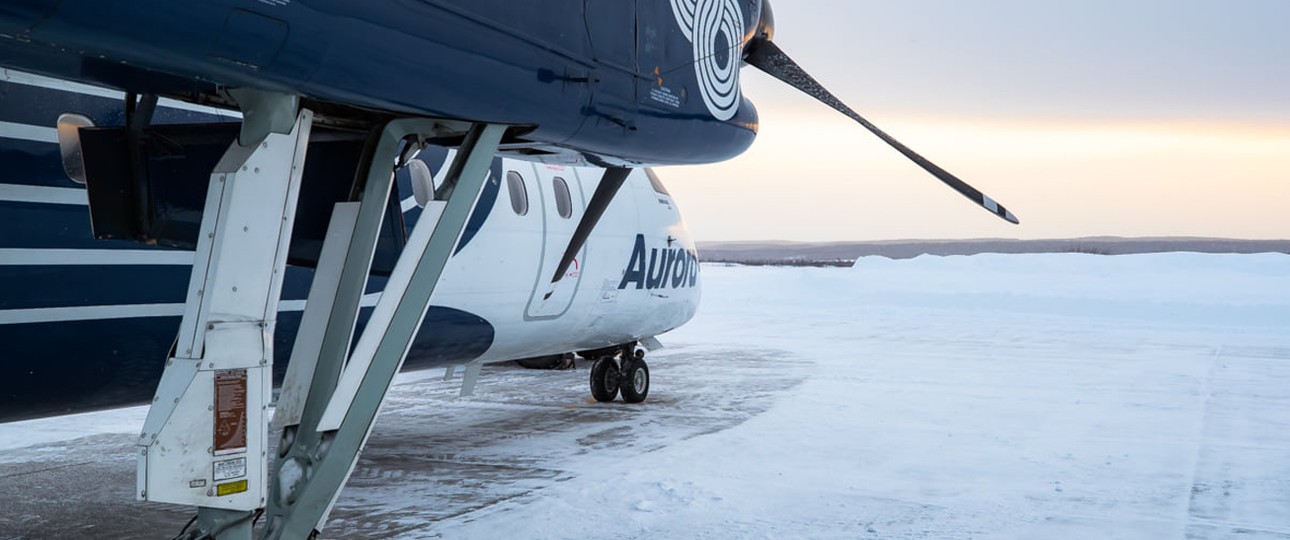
<box><xmin>697</xmin><ymin>238</ymin><xmax>1290</xmax><ymax>266</ymax></box>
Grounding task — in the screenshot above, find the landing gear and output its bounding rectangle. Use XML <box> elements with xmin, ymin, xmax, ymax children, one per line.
<box><xmin>588</xmin><ymin>345</ymin><xmax>650</xmax><ymax>403</ymax></box>
<box><xmin>620</xmin><ymin>351</ymin><xmax>649</xmax><ymax>404</ymax></box>
<box><xmin>589</xmin><ymin>356</ymin><xmax>620</xmax><ymax>402</ymax></box>
<box><xmin>516</xmin><ymin>353</ymin><xmax>575</xmax><ymax>370</ymax></box>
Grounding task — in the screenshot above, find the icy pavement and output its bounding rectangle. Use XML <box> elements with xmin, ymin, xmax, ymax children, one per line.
<box><xmin>2</xmin><ymin>253</ymin><xmax>1288</xmax><ymax>539</ymax></box>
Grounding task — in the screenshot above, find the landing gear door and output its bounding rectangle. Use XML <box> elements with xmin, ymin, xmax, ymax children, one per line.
<box><xmin>582</xmin><ymin>0</ymin><xmax>637</xmax><ymax>138</ymax></box>
<box><xmin>525</xmin><ymin>165</ymin><xmax>586</xmax><ymax>320</ymax></box>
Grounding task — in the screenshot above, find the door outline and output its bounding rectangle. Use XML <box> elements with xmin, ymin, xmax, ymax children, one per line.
<box><xmin>523</xmin><ymin>164</ymin><xmax>588</xmax><ymax>321</ymax></box>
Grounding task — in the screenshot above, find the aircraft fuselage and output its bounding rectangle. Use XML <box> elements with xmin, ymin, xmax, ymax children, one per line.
<box><xmin>0</xmin><ymin>71</ymin><xmax>701</xmax><ymax>420</ymax></box>
<box><xmin>0</xmin><ymin>0</ymin><xmax>762</xmax><ymax>166</ymax></box>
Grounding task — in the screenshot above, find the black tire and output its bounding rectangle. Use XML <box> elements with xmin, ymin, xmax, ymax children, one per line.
<box><xmin>619</xmin><ymin>357</ymin><xmax>649</xmax><ymax>403</ymax></box>
<box><xmin>590</xmin><ymin>357</ymin><xmax>620</xmax><ymax>402</ymax></box>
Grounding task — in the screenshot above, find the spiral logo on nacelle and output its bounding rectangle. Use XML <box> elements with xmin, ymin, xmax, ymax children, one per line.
<box><xmin>670</xmin><ymin>0</ymin><xmax>744</xmax><ymax>121</ymax></box>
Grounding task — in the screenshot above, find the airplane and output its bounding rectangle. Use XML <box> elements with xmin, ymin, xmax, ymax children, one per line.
<box><xmin>0</xmin><ymin>1</ymin><xmax>1018</xmax><ymax>538</ymax></box>
<box><xmin>0</xmin><ymin>69</ymin><xmax>696</xmax><ymax>420</ymax></box>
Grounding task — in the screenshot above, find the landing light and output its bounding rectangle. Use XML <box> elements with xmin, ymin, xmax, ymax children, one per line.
<box><xmin>56</xmin><ymin>113</ymin><xmax>94</xmax><ymax>185</ymax></box>
<box><xmin>406</xmin><ymin>159</ymin><xmax>435</xmax><ymax>208</ymax></box>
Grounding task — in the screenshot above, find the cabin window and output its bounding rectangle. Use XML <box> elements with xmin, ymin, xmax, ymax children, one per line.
<box><xmin>552</xmin><ymin>176</ymin><xmax>572</xmax><ymax>219</ymax></box>
<box><xmin>506</xmin><ymin>171</ymin><xmax>529</xmax><ymax>216</ymax></box>
<box><xmin>645</xmin><ymin>168</ymin><xmax>670</xmax><ymax>195</ymax></box>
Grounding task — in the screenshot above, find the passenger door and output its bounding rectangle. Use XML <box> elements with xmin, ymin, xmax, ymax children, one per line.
<box><xmin>524</xmin><ymin>164</ymin><xmax>587</xmax><ymax>320</ymax></box>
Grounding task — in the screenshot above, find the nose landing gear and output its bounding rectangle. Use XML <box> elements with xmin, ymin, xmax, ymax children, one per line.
<box><xmin>619</xmin><ymin>349</ymin><xmax>650</xmax><ymax>403</ymax></box>
<box><xmin>589</xmin><ymin>344</ymin><xmax>650</xmax><ymax>403</ymax></box>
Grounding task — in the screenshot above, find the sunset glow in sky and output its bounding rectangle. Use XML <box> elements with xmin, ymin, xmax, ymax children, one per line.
<box><xmin>661</xmin><ymin>1</ymin><xmax>1290</xmax><ymax>241</ymax></box>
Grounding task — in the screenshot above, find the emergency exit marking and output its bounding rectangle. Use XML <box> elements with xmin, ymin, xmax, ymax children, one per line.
<box><xmin>213</xmin><ymin>369</ymin><xmax>248</xmax><ymax>455</ymax></box>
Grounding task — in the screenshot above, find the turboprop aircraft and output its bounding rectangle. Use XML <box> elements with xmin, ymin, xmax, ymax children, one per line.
<box><xmin>0</xmin><ymin>1</ymin><xmax>1018</xmax><ymax>538</ymax></box>
<box><xmin>0</xmin><ymin>69</ymin><xmax>696</xmax><ymax>421</ymax></box>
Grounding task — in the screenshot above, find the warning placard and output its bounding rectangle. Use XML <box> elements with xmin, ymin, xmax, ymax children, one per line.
<box><xmin>213</xmin><ymin>369</ymin><xmax>247</xmax><ymax>455</ymax></box>
<box><xmin>216</xmin><ymin>480</ymin><xmax>249</xmax><ymax>497</ymax></box>
<box><xmin>214</xmin><ymin>457</ymin><xmax>248</xmax><ymax>482</ymax></box>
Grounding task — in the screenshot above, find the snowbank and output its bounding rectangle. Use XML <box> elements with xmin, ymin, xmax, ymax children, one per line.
<box><xmin>851</xmin><ymin>252</ymin><xmax>1290</xmax><ymax>305</ymax></box>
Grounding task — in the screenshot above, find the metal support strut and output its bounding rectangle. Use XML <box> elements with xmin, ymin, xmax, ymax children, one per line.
<box><xmin>138</xmin><ymin>94</ymin><xmax>311</xmax><ymax>539</ymax></box>
<box><xmin>136</xmin><ymin>82</ymin><xmax>504</xmax><ymax>537</ymax></box>
<box><xmin>261</xmin><ymin>122</ymin><xmax>505</xmax><ymax>539</ymax></box>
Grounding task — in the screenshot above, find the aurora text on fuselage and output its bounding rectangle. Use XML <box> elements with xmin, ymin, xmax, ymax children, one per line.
<box><xmin>618</xmin><ymin>234</ymin><xmax>699</xmax><ymax>290</ymax></box>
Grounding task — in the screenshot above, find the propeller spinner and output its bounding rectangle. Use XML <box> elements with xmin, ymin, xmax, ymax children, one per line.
<box><xmin>742</xmin><ymin>2</ymin><xmax>1019</xmax><ymax>224</ymax></box>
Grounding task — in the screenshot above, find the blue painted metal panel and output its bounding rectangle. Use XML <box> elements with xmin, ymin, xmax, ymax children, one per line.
<box><xmin>0</xmin><ymin>0</ymin><xmax>760</xmax><ymax>165</ymax></box>
<box><xmin>0</xmin><ymin>265</ymin><xmax>190</xmax><ymax>310</ymax></box>
<box><xmin>0</xmin><ymin>84</ymin><xmax>498</xmax><ymax>420</ymax></box>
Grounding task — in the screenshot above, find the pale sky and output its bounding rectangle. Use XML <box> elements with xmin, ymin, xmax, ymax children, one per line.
<box><xmin>661</xmin><ymin>1</ymin><xmax>1290</xmax><ymax>241</ymax></box>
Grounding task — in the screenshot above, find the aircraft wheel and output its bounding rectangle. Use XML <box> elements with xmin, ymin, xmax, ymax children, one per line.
<box><xmin>590</xmin><ymin>357</ymin><xmax>620</xmax><ymax>402</ymax></box>
<box><xmin>619</xmin><ymin>356</ymin><xmax>649</xmax><ymax>404</ymax></box>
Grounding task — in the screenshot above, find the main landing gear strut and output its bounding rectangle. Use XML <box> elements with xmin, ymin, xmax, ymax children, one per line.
<box><xmin>135</xmin><ymin>86</ymin><xmax>508</xmax><ymax>539</ymax></box>
<box><xmin>590</xmin><ymin>344</ymin><xmax>650</xmax><ymax>404</ymax></box>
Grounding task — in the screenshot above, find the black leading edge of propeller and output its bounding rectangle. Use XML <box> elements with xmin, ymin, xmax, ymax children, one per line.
<box><xmin>545</xmin><ymin>2</ymin><xmax>1017</xmax><ymax>294</ymax></box>
<box><xmin>743</xmin><ymin>20</ymin><xmax>1019</xmax><ymax>225</ymax></box>
<box><xmin>545</xmin><ymin>167</ymin><xmax>632</xmax><ymax>296</ymax></box>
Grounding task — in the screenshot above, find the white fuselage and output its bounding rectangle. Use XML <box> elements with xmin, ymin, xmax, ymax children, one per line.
<box><xmin>422</xmin><ymin>157</ymin><xmax>701</xmax><ymax>364</ymax></box>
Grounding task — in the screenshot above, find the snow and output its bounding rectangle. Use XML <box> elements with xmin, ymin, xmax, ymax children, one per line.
<box><xmin>0</xmin><ymin>405</ymin><xmax>147</xmax><ymax>456</ymax></box>
<box><xmin>2</xmin><ymin>253</ymin><xmax>1288</xmax><ymax>539</ymax></box>
<box><xmin>420</xmin><ymin>254</ymin><xmax>1290</xmax><ymax>539</ymax></box>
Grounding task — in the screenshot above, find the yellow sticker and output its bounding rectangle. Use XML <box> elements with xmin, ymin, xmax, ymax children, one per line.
<box><xmin>216</xmin><ymin>480</ymin><xmax>249</xmax><ymax>497</ymax></box>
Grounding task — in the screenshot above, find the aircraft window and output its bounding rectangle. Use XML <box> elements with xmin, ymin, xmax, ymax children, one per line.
<box><xmin>506</xmin><ymin>171</ymin><xmax>529</xmax><ymax>216</ymax></box>
<box><xmin>645</xmin><ymin>168</ymin><xmax>670</xmax><ymax>195</ymax></box>
<box><xmin>552</xmin><ymin>176</ymin><xmax>572</xmax><ymax>219</ymax></box>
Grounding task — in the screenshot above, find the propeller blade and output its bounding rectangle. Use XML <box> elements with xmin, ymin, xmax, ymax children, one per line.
<box><xmin>744</xmin><ymin>40</ymin><xmax>1019</xmax><ymax>224</ymax></box>
<box><xmin>544</xmin><ymin>167</ymin><xmax>632</xmax><ymax>299</ymax></box>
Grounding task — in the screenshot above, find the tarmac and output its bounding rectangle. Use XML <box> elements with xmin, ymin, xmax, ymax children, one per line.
<box><xmin>0</xmin><ymin>348</ymin><xmax>805</xmax><ymax>539</ymax></box>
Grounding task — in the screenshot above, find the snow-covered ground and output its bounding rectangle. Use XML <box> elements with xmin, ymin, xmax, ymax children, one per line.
<box><xmin>2</xmin><ymin>253</ymin><xmax>1288</xmax><ymax>539</ymax></box>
